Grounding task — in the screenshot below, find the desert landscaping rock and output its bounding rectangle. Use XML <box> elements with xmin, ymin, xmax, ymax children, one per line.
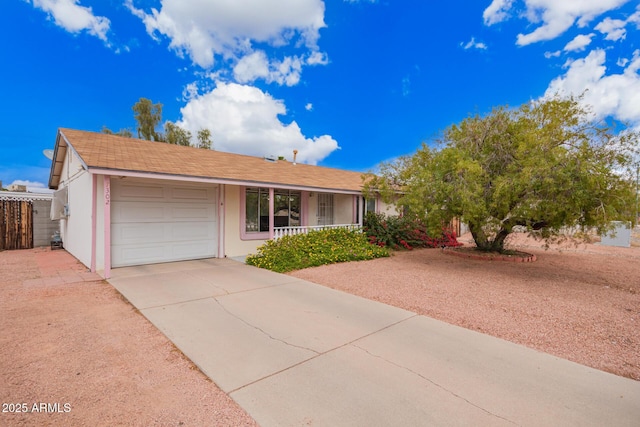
<box><xmin>1</xmin><ymin>230</ymin><xmax>638</xmax><ymax>426</ymax></box>
<box><xmin>0</xmin><ymin>248</ymin><xmax>257</xmax><ymax>427</ymax></box>
<box><xmin>291</xmin><ymin>232</ymin><xmax>640</xmax><ymax>381</ymax></box>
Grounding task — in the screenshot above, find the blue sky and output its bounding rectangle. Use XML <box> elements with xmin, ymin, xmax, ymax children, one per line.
<box><xmin>2</xmin><ymin>0</ymin><xmax>639</xmax><ymax>192</ymax></box>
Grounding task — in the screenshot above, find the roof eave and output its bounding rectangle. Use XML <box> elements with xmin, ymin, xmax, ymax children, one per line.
<box><xmin>48</xmin><ymin>130</ymin><xmax>67</xmax><ymax>189</ymax></box>
<box><xmin>88</xmin><ymin>167</ymin><xmax>363</xmax><ymax>195</ymax></box>
<box><xmin>48</xmin><ymin>129</ymin><xmax>89</xmax><ymax>189</ymax></box>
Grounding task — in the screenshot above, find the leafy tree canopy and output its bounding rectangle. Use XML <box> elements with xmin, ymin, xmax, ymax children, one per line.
<box><xmin>102</xmin><ymin>98</ymin><xmax>213</xmax><ymax>150</ymax></box>
<box><xmin>101</xmin><ymin>126</ymin><xmax>133</xmax><ymax>138</ymax></box>
<box><xmin>164</xmin><ymin>121</ymin><xmax>192</xmax><ymax>146</ymax></box>
<box><xmin>366</xmin><ymin>95</ymin><xmax>639</xmax><ymax>252</ymax></box>
<box><xmin>197</xmin><ymin>128</ymin><xmax>213</xmax><ymax>150</ymax></box>
<box><xmin>132</xmin><ymin>98</ymin><xmax>163</xmax><ymax>141</ymax></box>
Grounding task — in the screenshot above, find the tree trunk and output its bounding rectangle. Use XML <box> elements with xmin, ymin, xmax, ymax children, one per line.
<box><xmin>469</xmin><ymin>223</ymin><xmax>510</xmax><ymax>252</ymax></box>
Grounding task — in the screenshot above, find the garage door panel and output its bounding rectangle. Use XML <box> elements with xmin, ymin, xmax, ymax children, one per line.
<box><xmin>170</xmin><ymin>187</ymin><xmax>211</xmax><ymax>201</ymax></box>
<box><xmin>171</xmin><ymin>205</ymin><xmax>215</xmax><ymax>221</ymax></box>
<box><xmin>112</xmin><ymin>202</ymin><xmax>167</xmax><ymax>222</ymax></box>
<box><xmin>112</xmin><ymin>222</ymin><xmax>216</xmax><ymax>245</ymax></box>
<box><xmin>111</xmin><ymin>179</ymin><xmax>218</xmax><ymax>267</ymax></box>
<box><xmin>113</xmin><ymin>244</ymin><xmax>167</xmax><ymax>267</ymax></box>
<box><xmin>170</xmin><ymin>222</ymin><xmax>216</xmax><ymax>240</ymax></box>
<box><xmin>112</xmin><ymin>223</ymin><xmax>166</xmax><ymax>244</ymax></box>
<box><xmin>169</xmin><ymin>241</ymin><xmax>217</xmax><ymax>259</ymax></box>
<box><xmin>112</xmin><ymin>202</ymin><xmax>215</xmax><ymax>223</ymax></box>
<box><xmin>114</xmin><ymin>183</ymin><xmax>166</xmax><ymax>200</ymax></box>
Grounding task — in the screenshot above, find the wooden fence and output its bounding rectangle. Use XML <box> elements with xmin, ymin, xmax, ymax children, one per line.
<box><xmin>0</xmin><ymin>200</ymin><xmax>33</xmax><ymax>250</ymax></box>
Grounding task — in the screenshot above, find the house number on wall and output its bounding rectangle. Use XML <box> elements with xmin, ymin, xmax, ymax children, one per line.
<box><xmin>104</xmin><ymin>180</ymin><xmax>111</xmax><ymax>206</ymax></box>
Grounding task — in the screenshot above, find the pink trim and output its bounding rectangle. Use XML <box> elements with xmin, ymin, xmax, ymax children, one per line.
<box><xmin>268</xmin><ymin>187</ymin><xmax>274</xmax><ymax>240</ymax></box>
<box><xmin>88</xmin><ymin>168</ymin><xmax>361</xmax><ymax>195</ymax></box>
<box><xmin>90</xmin><ymin>174</ymin><xmax>97</xmax><ymax>272</ymax></box>
<box><xmin>103</xmin><ymin>176</ymin><xmax>111</xmax><ymax>279</ymax></box>
<box><xmin>218</xmin><ymin>185</ymin><xmax>225</xmax><ymax>258</ymax></box>
<box><xmin>301</xmin><ymin>191</ymin><xmax>309</xmax><ymax>226</ymax></box>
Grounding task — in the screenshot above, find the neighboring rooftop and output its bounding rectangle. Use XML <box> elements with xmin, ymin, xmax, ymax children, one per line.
<box><xmin>50</xmin><ymin>128</ymin><xmax>369</xmax><ymax>193</ymax></box>
<box><xmin>0</xmin><ymin>191</ymin><xmax>53</xmax><ymax>201</ymax></box>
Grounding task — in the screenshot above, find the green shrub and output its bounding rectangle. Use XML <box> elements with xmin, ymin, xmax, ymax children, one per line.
<box><xmin>246</xmin><ymin>227</ymin><xmax>389</xmax><ymax>272</ymax></box>
<box><xmin>364</xmin><ymin>212</ymin><xmax>461</xmax><ymax>250</ymax></box>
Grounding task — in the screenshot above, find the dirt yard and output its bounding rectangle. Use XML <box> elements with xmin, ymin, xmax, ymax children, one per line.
<box><xmin>291</xmin><ymin>232</ymin><xmax>640</xmax><ymax>381</ymax></box>
<box><xmin>0</xmin><ymin>248</ymin><xmax>258</xmax><ymax>427</ymax></box>
<box><xmin>1</xmin><ymin>233</ymin><xmax>638</xmax><ymax>426</ymax></box>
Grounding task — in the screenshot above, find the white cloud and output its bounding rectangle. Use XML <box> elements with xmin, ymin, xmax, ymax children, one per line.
<box><xmin>176</xmin><ymin>82</ymin><xmax>339</xmax><ymax>164</ymax></box>
<box><xmin>545</xmin><ymin>49</ymin><xmax>640</xmax><ymax>126</ymax></box>
<box><xmin>520</xmin><ymin>0</ymin><xmax>630</xmax><ymax>46</ymax></box>
<box><xmin>305</xmin><ymin>103</ymin><xmax>313</xmax><ymax>111</ymax></box>
<box><xmin>307</xmin><ymin>51</ymin><xmax>329</xmax><ymax>66</ymax></box>
<box><xmin>233</xmin><ymin>51</ymin><xmax>271</xmax><ymax>83</ymax></box>
<box><xmin>461</xmin><ymin>37</ymin><xmax>488</xmax><ymax>50</ymax></box>
<box><xmin>617</xmin><ymin>57</ymin><xmax>629</xmax><ymax>67</ymax></box>
<box><xmin>483</xmin><ymin>0</ymin><xmax>514</xmax><ymax>25</ymax></box>
<box><xmin>232</xmin><ymin>50</ymin><xmax>328</xmax><ymax>86</ymax></box>
<box><xmin>595</xmin><ymin>17</ymin><xmax>628</xmax><ymax>41</ymax></box>
<box><xmin>484</xmin><ymin>0</ymin><xmax>629</xmax><ymax>45</ymax></box>
<box><xmin>595</xmin><ymin>7</ymin><xmax>640</xmax><ymax>41</ymax></box>
<box><xmin>126</xmin><ymin>0</ymin><xmax>327</xmax><ymax>82</ymax></box>
<box><xmin>29</xmin><ymin>0</ymin><xmax>110</xmax><ymax>42</ymax></box>
<box><xmin>181</xmin><ymin>82</ymin><xmax>199</xmax><ymax>101</ymax></box>
<box><xmin>544</xmin><ymin>50</ymin><xmax>561</xmax><ymax>58</ymax></box>
<box><xmin>563</xmin><ymin>33</ymin><xmax>595</xmax><ymax>52</ymax></box>
<box><xmin>8</xmin><ymin>180</ymin><xmax>54</xmax><ymax>194</ymax></box>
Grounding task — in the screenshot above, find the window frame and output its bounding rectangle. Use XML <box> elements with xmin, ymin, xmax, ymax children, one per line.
<box><xmin>240</xmin><ymin>186</ymin><xmax>305</xmax><ymax>241</ymax></box>
<box><xmin>241</xmin><ymin>187</ymin><xmax>270</xmax><ymax>240</ymax></box>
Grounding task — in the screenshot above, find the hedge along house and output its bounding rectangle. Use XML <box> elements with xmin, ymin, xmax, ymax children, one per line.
<box><xmin>48</xmin><ymin>128</ymin><xmax>394</xmax><ymax>278</ymax></box>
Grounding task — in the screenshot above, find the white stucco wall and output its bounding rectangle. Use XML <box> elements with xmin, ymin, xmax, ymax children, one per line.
<box><xmin>335</xmin><ymin>194</ymin><xmax>354</xmax><ymax>224</ymax></box>
<box><xmin>59</xmin><ymin>150</ymin><xmax>93</xmax><ymax>269</ymax></box>
<box><xmin>378</xmin><ymin>198</ymin><xmax>398</xmax><ymax>215</ymax></box>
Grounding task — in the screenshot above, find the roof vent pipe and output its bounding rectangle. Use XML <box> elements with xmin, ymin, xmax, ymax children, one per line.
<box><xmin>293</xmin><ymin>149</ymin><xmax>298</xmax><ymax>165</ymax></box>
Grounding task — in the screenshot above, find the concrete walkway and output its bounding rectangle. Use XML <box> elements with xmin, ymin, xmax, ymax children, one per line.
<box><xmin>108</xmin><ymin>258</ymin><xmax>640</xmax><ymax>426</ymax></box>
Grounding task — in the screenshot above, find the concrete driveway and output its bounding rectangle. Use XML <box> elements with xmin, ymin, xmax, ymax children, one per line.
<box><xmin>108</xmin><ymin>258</ymin><xmax>640</xmax><ymax>426</ymax></box>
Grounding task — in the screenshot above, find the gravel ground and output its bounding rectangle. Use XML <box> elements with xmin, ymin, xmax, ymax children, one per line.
<box><xmin>290</xmin><ymin>232</ymin><xmax>640</xmax><ymax>381</ymax></box>
<box><xmin>2</xmin><ymin>231</ymin><xmax>638</xmax><ymax>426</ymax></box>
<box><xmin>0</xmin><ymin>248</ymin><xmax>258</xmax><ymax>427</ymax></box>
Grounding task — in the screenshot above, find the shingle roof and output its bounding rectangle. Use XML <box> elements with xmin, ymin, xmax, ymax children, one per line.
<box><xmin>51</xmin><ymin>128</ymin><xmax>369</xmax><ymax>192</ymax></box>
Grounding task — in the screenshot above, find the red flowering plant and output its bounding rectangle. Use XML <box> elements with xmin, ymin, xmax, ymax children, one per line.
<box><xmin>364</xmin><ymin>212</ymin><xmax>461</xmax><ymax>250</ymax></box>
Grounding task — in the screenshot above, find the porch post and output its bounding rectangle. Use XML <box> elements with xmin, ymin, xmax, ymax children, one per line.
<box><xmin>103</xmin><ymin>175</ymin><xmax>111</xmax><ymax>279</ymax></box>
<box><xmin>217</xmin><ymin>185</ymin><xmax>225</xmax><ymax>258</ymax></box>
<box><xmin>268</xmin><ymin>187</ymin><xmax>274</xmax><ymax>239</ymax></box>
<box><xmin>301</xmin><ymin>191</ymin><xmax>309</xmax><ymax>226</ymax></box>
<box><xmin>352</xmin><ymin>195</ymin><xmax>358</xmax><ymax>225</ymax></box>
<box><xmin>90</xmin><ymin>174</ymin><xmax>97</xmax><ymax>272</ymax></box>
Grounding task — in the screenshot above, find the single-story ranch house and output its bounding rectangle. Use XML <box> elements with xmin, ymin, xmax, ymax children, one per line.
<box><xmin>48</xmin><ymin>128</ymin><xmax>394</xmax><ymax>278</ymax></box>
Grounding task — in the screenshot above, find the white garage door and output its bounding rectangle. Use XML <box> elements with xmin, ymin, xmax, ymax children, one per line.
<box><xmin>111</xmin><ymin>179</ymin><xmax>218</xmax><ymax>267</ymax></box>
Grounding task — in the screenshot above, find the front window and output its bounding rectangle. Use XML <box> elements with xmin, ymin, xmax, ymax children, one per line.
<box><xmin>365</xmin><ymin>197</ymin><xmax>376</xmax><ymax>214</ymax></box>
<box><xmin>244</xmin><ymin>187</ymin><xmax>302</xmax><ymax>235</ymax></box>
<box><xmin>274</xmin><ymin>190</ymin><xmax>301</xmax><ymax>228</ymax></box>
<box><xmin>245</xmin><ymin>187</ymin><xmax>269</xmax><ymax>232</ymax></box>
<box><xmin>317</xmin><ymin>193</ymin><xmax>334</xmax><ymax>225</ymax></box>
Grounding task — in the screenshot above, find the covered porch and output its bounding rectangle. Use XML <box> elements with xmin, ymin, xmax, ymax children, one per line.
<box><xmin>241</xmin><ymin>187</ymin><xmax>369</xmax><ymax>241</ymax></box>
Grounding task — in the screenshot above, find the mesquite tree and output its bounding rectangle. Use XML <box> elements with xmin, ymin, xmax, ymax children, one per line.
<box><xmin>366</xmin><ymin>96</ymin><xmax>639</xmax><ymax>252</ymax></box>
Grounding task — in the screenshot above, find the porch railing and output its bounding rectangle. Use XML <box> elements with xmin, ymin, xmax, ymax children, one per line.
<box><xmin>273</xmin><ymin>224</ymin><xmax>361</xmax><ymax>240</ymax></box>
